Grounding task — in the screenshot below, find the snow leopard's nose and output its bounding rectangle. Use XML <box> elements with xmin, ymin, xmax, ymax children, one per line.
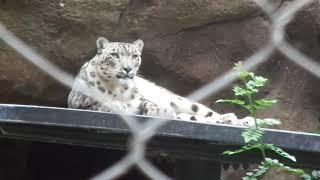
<box><xmin>122</xmin><ymin>67</ymin><xmax>132</xmax><ymax>73</ymax></box>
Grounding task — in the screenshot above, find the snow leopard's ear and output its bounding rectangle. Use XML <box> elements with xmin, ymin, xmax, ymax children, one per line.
<box><xmin>96</xmin><ymin>37</ymin><xmax>109</xmax><ymax>54</ymax></box>
<box><xmin>133</xmin><ymin>39</ymin><xmax>144</xmax><ymax>52</ymax></box>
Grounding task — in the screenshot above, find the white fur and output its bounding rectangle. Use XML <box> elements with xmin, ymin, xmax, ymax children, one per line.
<box><xmin>68</xmin><ymin>38</ymin><xmax>255</xmax><ymax>126</ymax></box>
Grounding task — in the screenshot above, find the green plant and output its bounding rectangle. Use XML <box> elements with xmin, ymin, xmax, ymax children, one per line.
<box><xmin>311</xmin><ymin>129</ymin><xmax>320</xmax><ymax>134</ymax></box>
<box><xmin>302</xmin><ymin>170</ymin><xmax>320</xmax><ymax>180</ymax></box>
<box><xmin>217</xmin><ymin>62</ymin><xmax>310</xmax><ymax>179</ymax></box>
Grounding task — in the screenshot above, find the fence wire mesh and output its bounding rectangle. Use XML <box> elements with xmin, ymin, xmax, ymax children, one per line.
<box><xmin>0</xmin><ymin>0</ymin><xmax>319</xmax><ymax>179</ymax></box>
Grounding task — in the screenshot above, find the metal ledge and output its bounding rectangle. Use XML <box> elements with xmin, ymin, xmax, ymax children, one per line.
<box><xmin>0</xmin><ymin>104</ymin><xmax>319</xmax><ymax>168</ymax></box>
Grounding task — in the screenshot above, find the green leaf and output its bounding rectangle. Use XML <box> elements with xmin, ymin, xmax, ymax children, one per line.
<box><xmin>256</xmin><ymin>118</ymin><xmax>281</xmax><ymax>127</ymax></box>
<box><xmin>301</xmin><ymin>174</ymin><xmax>312</xmax><ymax>180</ymax></box>
<box><xmin>241</xmin><ymin>128</ymin><xmax>264</xmax><ymax>143</ymax></box>
<box><xmin>239</xmin><ymin>71</ymin><xmax>255</xmax><ymax>79</ymax></box>
<box><xmin>311</xmin><ymin>129</ymin><xmax>320</xmax><ymax>134</ymax></box>
<box><xmin>242</xmin><ymin>177</ymin><xmax>252</xmax><ymax>180</ymax></box>
<box><xmin>254</xmin><ymin>99</ymin><xmax>277</xmax><ymax>110</ymax></box>
<box><xmin>246</xmin><ymin>172</ymin><xmax>254</xmax><ymax>176</ymax></box>
<box><xmin>253</xmin><ymin>76</ymin><xmax>268</xmax><ymax>87</ymax></box>
<box><xmin>216</xmin><ymin>99</ymin><xmax>251</xmax><ymax>111</ymax></box>
<box><xmin>244</xmin><ymin>76</ymin><xmax>268</xmax><ymax>95</ymax></box>
<box><xmin>243</xmin><ymin>162</ymin><xmax>269</xmax><ymax>179</ymax></box>
<box><xmin>223</xmin><ymin>144</ymin><xmax>262</xmax><ymax>155</ymax></box>
<box><xmin>263</xmin><ymin>158</ymin><xmax>305</xmax><ymax>176</ymax></box>
<box><xmin>234</xmin><ymin>62</ymin><xmax>255</xmax><ymax>78</ymax></box>
<box><xmin>264</xmin><ymin>144</ymin><xmax>296</xmax><ymax>162</ymax></box>
<box><xmin>312</xmin><ymin>170</ymin><xmax>320</xmax><ymax>178</ymax></box>
<box><xmin>216</xmin><ymin>99</ymin><xmax>245</xmax><ymax>105</ymax></box>
<box><xmin>233</xmin><ymin>86</ymin><xmax>250</xmax><ymax>96</ymax></box>
<box><xmin>246</xmin><ymin>80</ymin><xmax>259</xmax><ymax>93</ymax></box>
<box><xmin>264</xmin><ymin>158</ymin><xmax>282</xmax><ymax>166</ymax></box>
<box><xmin>285</xmin><ymin>166</ymin><xmax>305</xmax><ymax>175</ymax></box>
<box><xmin>244</xmin><ymin>72</ymin><xmax>255</xmax><ymax>79</ymax></box>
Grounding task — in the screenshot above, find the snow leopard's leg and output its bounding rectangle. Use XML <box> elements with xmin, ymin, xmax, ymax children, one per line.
<box><xmin>176</xmin><ymin>113</ymin><xmax>238</xmax><ymax>124</ymax></box>
<box><xmin>169</xmin><ymin>97</ymin><xmax>255</xmax><ymax>126</ymax></box>
<box><xmin>69</xmin><ymin>90</ymin><xmax>129</xmax><ymax>113</ymax></box>
<box><xmin>177</xmin><ymin>113</ymin><xmax>255</xmax><ymax>126</ymax></box>
<box><xmin>140</xmin><ymin>100</ymin><xmax>177</xmax><ymax>119</ymax></box>
<box><xmin>99</xmin><ymin>100</ymin><xmax>128</xmax><ymax>113</ymax></box>
<box><xmin>68</xmin><ymin>90</ymin><xmax>101</xmax><ymax>111</ymax></box>
<box><xmin>168</xmin><ymin>97</ymin><xmax>221</xmax><ymax>121</ymax></box>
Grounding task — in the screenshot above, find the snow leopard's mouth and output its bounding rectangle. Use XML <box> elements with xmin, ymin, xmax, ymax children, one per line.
<box><xmin>116</xmin><ymin>74</ymin><xmax>134</xmax><ymax>79</ymax></box>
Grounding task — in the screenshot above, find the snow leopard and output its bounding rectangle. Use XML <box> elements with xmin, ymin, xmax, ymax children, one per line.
<box><xmin>68</xmin><ymin>37</ymin><xmax>253</xmax><ymax>126</ymax></box>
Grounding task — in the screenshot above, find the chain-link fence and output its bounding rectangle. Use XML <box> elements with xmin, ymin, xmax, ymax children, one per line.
<box><xmin>0</xmin><ymin>0</ymin><xmax>319</xmax><ymax>179</ymax></box>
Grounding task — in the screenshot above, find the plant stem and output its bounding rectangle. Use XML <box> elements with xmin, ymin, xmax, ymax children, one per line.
<box><xmin>248</xmin><ymin>94</ymin><xmax>258</xmax><ymax>129</ymax></box>
<box><xmin>239</xmin><ymin>75</ymin><xmax>259</xmax><ymax>129</ymax></box>
<box><xmin>260</xmin><ymin>147</ymin><xmax>267</xmax><ymax>160</ymax></box>
<box><xmin>240</xmin><ymin>72</ymin><xmax>267</xmax><ymax>160</ymax></box>
<box><xmin>244</xmin><ymin>79</ymin><xmax>267</xmax><ymax>160</ymax></box>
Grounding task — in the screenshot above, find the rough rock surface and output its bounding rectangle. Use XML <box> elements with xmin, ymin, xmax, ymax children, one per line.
<box><xmin>0</xmin><ymin>0</ymin><xmax>319</xmax><ymax>133</ymax></box>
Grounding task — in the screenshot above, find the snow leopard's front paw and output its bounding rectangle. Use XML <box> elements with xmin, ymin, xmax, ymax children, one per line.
<box><xmin>141</xmin><ymin>101</ymin><xmax>177</xmax><ymax>119</ymax></box>
<box><xmin>158</xmin><ymin>106</ymin><xmax>177</xmax><ymax>119</ymax></box>
<box><xmin>238</xmin><ymin>116</ymin><xmax>255</xmax><ymax>127</ymax></box>
<box><xmin>99</xmin><ymin>101</ymin><xmax>127</xmax><ymax>113</ymax></box>
<box><xmin>141</xmin><ymin>101</ymin><xmax>160</xmax><ymax>117</ymax></box>
<box><xmin>217</xmin><ymin>113</ymin><xmax>238</xmax><ymax>125</ymax></box>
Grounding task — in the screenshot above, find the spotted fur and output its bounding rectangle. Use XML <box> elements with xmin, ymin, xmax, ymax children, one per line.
<box><xmin>68</xmin><ymin>37</ymin><xmax>254</xmax><ymax>126</ymax></box>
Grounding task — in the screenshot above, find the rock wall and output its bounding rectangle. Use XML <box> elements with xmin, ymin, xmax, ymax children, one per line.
<box><xmin>0</xmin><ymin>0</ymin><xmax>319</xmax><ymax>131</ymax></box>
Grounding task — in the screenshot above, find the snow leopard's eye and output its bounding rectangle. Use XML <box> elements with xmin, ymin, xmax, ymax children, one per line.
<box><xmin>132</xmin><ymin>54</ymin><xmax>138</xmax><ymax>59</ymax></box>
<box><xmin>110</xmin><ymin>53</ymin><xmax>119</xmax><ymax>58</ymax></box>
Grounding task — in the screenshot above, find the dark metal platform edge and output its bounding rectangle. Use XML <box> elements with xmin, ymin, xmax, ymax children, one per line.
<box><xmin>0</xmin><ymin>104</ymin><xmax>319</xmax><ymax>167</ymax></box>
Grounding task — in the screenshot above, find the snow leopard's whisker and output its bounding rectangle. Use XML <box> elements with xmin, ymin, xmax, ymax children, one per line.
<box><xmin>135</xmin><ymin>73</ymin><xmax>145</xmax><ymax>78</ymax></box>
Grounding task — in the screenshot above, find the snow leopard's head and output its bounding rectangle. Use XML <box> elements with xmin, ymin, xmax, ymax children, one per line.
<box><xmin>94</xmin><ymin>37</ymin><xmax>143</xmax><ymax>82</ymax></box>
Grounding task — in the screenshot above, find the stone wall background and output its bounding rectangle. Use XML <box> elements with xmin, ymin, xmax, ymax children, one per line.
<box><xmin>0</xmin><ymin>0</ymin><xmax>319</xmax><ymax>132</ymax></box>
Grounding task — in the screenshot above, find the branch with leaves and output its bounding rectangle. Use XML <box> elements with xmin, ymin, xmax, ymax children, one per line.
<box><xmin>217</xmin><ymin>62</ymin><xmax>319</xmax><ymax>180</ymax></box>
